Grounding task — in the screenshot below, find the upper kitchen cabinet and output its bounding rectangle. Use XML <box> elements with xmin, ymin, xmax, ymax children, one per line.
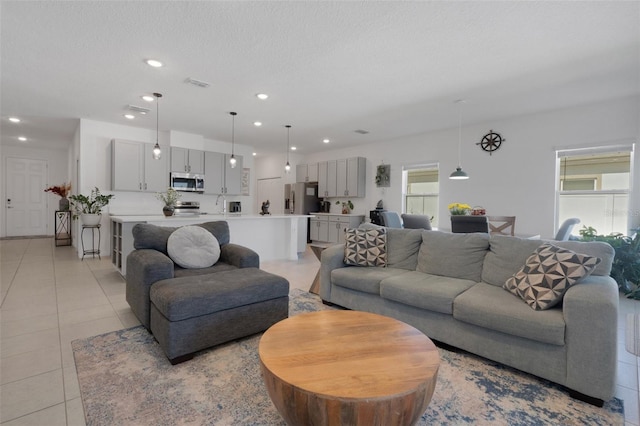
<box><xmin>336</xmin><ymin>157</ymin><xmax>366</xmax><ymax>198</ymax></box>
<box><xmin>204</xmin><ymin>151</ymin><xmax>244</xmax><ymax>195</ymax></box>
<box><xmin>318</xmin><ymin>160</ymin><xmax>337</xmax><ymax>198</ymax></box>
<box><xmin>296</xmin><ymin>163</ymin><xmax>318</xmax><ymax>183</ymax></box>
<box><xmin>111</xmin><ymin>139</ymin><xmax>169</xmax><ymax>192</ymax></box>
<box><xmin>170</xmin><ymin>147</ymin><xmax>205</xmax><ymax>174</ymax></box>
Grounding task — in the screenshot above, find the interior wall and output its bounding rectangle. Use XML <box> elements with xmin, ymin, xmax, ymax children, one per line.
<box><xmin>0</xmin><ymin>144</ymin><xmax>71</xmax><ymax>237</ymax></box>
<box><xmin>256</xmin><ymin>96</ymin><xmax>639</xmax><ymax>239</ymax></box>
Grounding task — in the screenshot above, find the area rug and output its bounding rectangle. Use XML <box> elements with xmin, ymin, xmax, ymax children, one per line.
<box><xmin>73</xmin><ymin>289</ymin><xmax>624</xmax><ymax>425</ymax></box>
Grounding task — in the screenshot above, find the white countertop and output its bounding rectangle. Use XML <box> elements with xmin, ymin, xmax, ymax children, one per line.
<box><xmin>110</xmin><ymin>214</ymin><xmax>312</xmax><ymax>223</ymax></box>
<box><xmin>309</xmin><ymin>212</ymin><xmax>365</xmax><ymax>217</ymax></box>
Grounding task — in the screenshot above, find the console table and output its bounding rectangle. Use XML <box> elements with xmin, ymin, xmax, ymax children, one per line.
<box><xmin>54</xmin><ymin>211</ymin><xmax>72</xmax><ymax>246</ymax></box>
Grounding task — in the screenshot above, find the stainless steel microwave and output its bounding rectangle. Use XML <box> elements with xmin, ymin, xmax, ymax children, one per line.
<box><xmin>170</xmin><ymin>172</ymin><xmax>204</xmax><ymax>193</ymax></box>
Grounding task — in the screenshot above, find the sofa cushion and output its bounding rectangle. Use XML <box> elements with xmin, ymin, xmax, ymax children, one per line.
<box><xmin>332</xmin><ymin>267</ymin><xmax>409</xmax><ymax>295</ymax></box>
<box><xmin>360</xmin><ymin>224</ymin><xmax>423</xmax><ymax>270</ymax></box>
<box><xmin>416</xmin><ymin>231</ymin><xmax>489</xmax><ymax>281</ymax></box>
<box><xmin>380</xmin><ymin>271</ymin><xmax>476</xmax><ymax>314</ymax></box>
<box><xmin>150</xmin><ymin>268</ymin><xmax>289</xmax><ymax>321</ymax></box>
<box><xmin>344</xmin><ymin>228</ymin><xmax>387</xmax><ymax>267</ymax></box>
<box><xmin>482</xmin><ymin>236</ymin><xmax>614</xmax><ymax>287</ymax></box>
<box><xmin>132</xmin><ymin>221</ymin><xmax>230</xmax><ymax>256</ymax></box>
<box><xmin>174</xmin><ymin>262</ymin><xmax>237</xmax><ymax>278</ymax></box>
<box><xmin>454</xmin><ymin>282</ymin><xmax>566</xmax><ymax>346</ymax></box>
<box><xmin>482</xmin><ymin>236</ymin><xmax>547</xmax><ymax>287</ymax></box>
<box><xmin>504</xmin><ymin>243</ymin><xmax>601</xmax><ymax>311</ymax></box>
<box><xmin>167</xmin><ymin>226</ymin><xmax>221</xmax><ymax>269</ymax></box>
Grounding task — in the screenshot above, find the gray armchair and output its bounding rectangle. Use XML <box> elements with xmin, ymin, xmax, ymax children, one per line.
<box><xmin>125</xmin><ymin>221</ymin><xmax>259</xmax><ymax>330</ymax></box>
<box><xmin>380</xmin><ymin>211</ymin><xmax>403</xmax><ymax>228</ymax></box>
<box><xmin>401</xmin><ymin>214</ymin><xmax>432</xmax><ymax>230</ymax></box>
<box><xmin>555</xmin><ymin>218</ymin><xmax>581</xmax><ymax>241</ymax></box>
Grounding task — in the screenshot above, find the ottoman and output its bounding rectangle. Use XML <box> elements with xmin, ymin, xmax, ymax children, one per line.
<box><xmin>149</xmin><ymin>267</ymin><xmax>289</xmax><ymax>364</ymax></box>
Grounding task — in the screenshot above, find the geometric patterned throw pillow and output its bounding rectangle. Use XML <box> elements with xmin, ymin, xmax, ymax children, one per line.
<box><xmin>503</xmin><ymin>243</ymin><xmax>601</xmax><ymax>311</ymax></box>
<box><xmin>344</xmin><ymin>227</ymin><xmax>387</xmax><ymax>267</ymax></box>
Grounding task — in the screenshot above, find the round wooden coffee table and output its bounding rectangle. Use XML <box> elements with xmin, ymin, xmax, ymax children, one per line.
<box><xmin>259</xmin><ymin>310</ymin><xmax>440</xmax><ymax>426</ymax></box>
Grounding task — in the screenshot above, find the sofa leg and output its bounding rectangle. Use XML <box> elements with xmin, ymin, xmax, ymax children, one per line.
<box><xmin>567</xmin><ymin>389</ymin><xmax>604</xmax><ymax>407</ymax></box>
<box><xmin>169</xmin><ymin>353</ymin><xmax>194</xmax><ymax>365</ymax></box>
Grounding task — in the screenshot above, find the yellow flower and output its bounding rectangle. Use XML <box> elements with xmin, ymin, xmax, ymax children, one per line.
<box><xmin>448</xmin><ymin>202</ymin><xmax>472</xmax><ymax>215</ymax></box>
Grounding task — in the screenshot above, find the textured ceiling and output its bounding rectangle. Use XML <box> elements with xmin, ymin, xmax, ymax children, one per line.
<box><xmin>1</xmin><ymin>1</ymin><xmax>638</xmax><ymax>153</ymax></box>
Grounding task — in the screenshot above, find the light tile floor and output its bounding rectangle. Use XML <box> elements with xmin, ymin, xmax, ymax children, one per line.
<box><xmin>0</xmin><ymin>237</ymin><xmax>639</xmax><ymax>425</ymax></box>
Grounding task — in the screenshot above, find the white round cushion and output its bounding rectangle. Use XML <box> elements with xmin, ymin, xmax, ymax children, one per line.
<box><xmin>167</xmin><ymin>226</ymin><xmax>220</xmax><ymax>269</ymax></box>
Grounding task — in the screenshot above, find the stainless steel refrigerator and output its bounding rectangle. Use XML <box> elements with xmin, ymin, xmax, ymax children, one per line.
<box><xmin>284</xmin><ymin>182</ymin><xmax>320</xmax><ymax>215</ymax></box>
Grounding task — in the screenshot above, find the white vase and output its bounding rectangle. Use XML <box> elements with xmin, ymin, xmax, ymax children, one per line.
<box><xmin>81</xmin><ymin>213</ymin><xmax>101</xmax><ymax>226</ymax></box>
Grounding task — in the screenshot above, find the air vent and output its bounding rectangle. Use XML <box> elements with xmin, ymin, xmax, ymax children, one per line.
<box><xmin>127</xmin><ymin>105</ymin><xmax>151</xmax><ymax>114</ymax></box>
<box><xmin>184</xmin><ymin>77</ymin><xmax>211</xmax><ymax>88</ymax></box>
<box><xmin>354</xmin><ymin>129</ymin><xmax>369</xmax><ymax>134</ymax></box>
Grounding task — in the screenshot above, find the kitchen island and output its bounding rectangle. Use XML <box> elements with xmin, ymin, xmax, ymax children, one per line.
<box><xmin>110</xmin><ymin>214</ymin><xmax>310</xmax><ymax>276</ymax></box>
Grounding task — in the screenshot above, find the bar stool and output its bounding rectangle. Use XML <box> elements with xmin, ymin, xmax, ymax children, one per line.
<box><xmin>81</xmin><ymin>224</ymin><xmax>101</xmax><ymax>260</ymax></box>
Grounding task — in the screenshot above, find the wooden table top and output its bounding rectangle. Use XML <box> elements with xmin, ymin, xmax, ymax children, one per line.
<box><xmin>259</xmin><ymin>310</ymin><xmax>440</xmax><ymax>399</ymax></box>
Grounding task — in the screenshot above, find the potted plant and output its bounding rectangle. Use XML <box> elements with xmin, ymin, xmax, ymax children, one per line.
<box><xmin>335</xmin><ymin>200</ymin><xmax>354</xmax><ymax>214</ymax></box>
<box><xmin>579</xmin><ymin>226</ymin><xmax>640</xmax><ymax>299</ymax></box>
<box><xmin>44</xmin><ymin>182</ymin><xmax>72</xmax><ymax>211</ymax></box>
<box><xmin>69</xmin><ymin>187</ymin><xmax>115</xmax><ymax>225</ymax></box>
<box><xmin>156</xmin><ymin>188</ymin><xmax>181</xmax><ymax>217</ymax></box>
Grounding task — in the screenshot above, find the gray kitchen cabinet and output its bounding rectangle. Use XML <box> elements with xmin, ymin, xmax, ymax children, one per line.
<box><xmin>171</xmin><ymin>147</ymin><xmax>205</xmax><ymax>174</ymax></box>
<box><xmin>296</xmin><ymin>163</ymin><xmax>318</xmax><ymax>183</ymax></box>
<box><xmin>111</xmin><ymin>139</ymin><xmax>169</xmax><ymax>192</ymax></box>
<box><xmin>336</xmin><ymin>157</ymin><xmax>366</xmax><ymax>198</ymax></box>
<box><xmin>204</xmin><ymin>151</ymin><xmax>243</xmax><ymax>195</ymax></box>
<box><xmin>318</xmin><ymin>160</ymin><xmax>337</xmax><ymax>198</ymax></box>
<box><xmin>310</xmin><ymin>214</ymin><xmax>363</xmax><ymax>243</ymax></box>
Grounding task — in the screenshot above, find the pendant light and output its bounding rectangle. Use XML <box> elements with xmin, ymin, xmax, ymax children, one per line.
<box><xmin>449</xmin><ymin>99</ymin><xmax>469</xmax><ymax>180</ymax></box>
<box><xmin>229</xmin><ymin>112</ymin><xmax>237</xmax><ymax>168</ymax></box>
<box><xmin>284</xmin><ymin>125</ymin><xmax>291</xmax><ymax>173</ymax></box>
<box><xmin>152</xmin><ymin>92</ymin><xmax>163</xmax><ymax>160</ymax></box>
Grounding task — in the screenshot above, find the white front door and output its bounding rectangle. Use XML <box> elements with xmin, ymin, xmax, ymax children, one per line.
<box><xmin>5</xmin><ymin>157</ymin><xmax>48</xmax><ymax>237</ymax></box>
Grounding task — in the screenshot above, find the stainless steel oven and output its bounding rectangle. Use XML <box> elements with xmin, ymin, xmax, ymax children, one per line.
<box><xmin>170</xmin><ymin>172</ymin><xmax>204</xmax><ymax>193</ymax></box>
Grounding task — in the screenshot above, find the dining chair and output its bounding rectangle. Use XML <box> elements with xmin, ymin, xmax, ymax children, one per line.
<box><xmin>380</xmin><ymin>211</ymin><xmax>403</xmax><ymax>228</ymax></box>
<box><xmin>554</xmin><ymin>218</ymin><xmax>580</xmax><ymax>241</ymax></box>
<box><xmin>488</xmin><ymin>216</ymin><xmax>516</xmax><ymax>236</ymax></box>
<box><xmin>450</xmin><ymin>215</ymin><xmax>489</xmax><ymax>233</ymax></box>
<box><xmin>401</xmin><ymin>214</ymin><xmax>432</xmax><ymax>230</ymax></box>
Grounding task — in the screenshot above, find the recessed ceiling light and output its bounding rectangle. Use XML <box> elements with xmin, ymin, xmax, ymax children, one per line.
<box><xmin>141</xmin><ymin>95</ymin><xmax>154</xmax><ymax>102</ymax></box>
<box><xmin>18</xmin><ymin>136</ymin><xmax>27</xmax><ymax>141</ymax></box>
<box><xmin>252</xmin><ymin>152</ymin><xmax>257</xmax><ymax>156</ymax></box>
<box><xmin>9</xmin><ymin>117</ymin><xmax>20</xmax><ymax>123</ymax></box>
<box><xmin>256</xmin><ymin>93</ymin><xmax>268</xmax><ymax>100</ymax></box>
<box><xmin>124</xmin><ymin>114</ymin><xmax>135</xmax><ymax>120</ymax></box>
<box><xmin>323</xmin><ymin>139</ymin><xmax>330</xmax><ymax>143</ymax></box>
<box><xmin>253</xmin><ymin>121</ymin><xmax>262</xmax><ymax>127</ymax></box>
<box><xmin>291</xmin><ymin>146</ymin><xmax>297</xmax><ymax>151</ymax></box>
<box><xmin>145</xmin><ymin>59</ymin><xmax>163</xmax><ymax>68</ymax></box>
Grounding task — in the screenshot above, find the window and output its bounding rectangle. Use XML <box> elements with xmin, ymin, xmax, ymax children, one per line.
<box><xmin>403</xmin><ymin>164</ymin><xmax>439</xmax><ymax>227</ymax></box>
<box><xmin>556</xmin><ymin>145</ymin><xmax>634</xmax><ymax>236</ymax></box>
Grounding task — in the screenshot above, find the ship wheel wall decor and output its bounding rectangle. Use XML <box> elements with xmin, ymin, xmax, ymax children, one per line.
<box><xmin>477</xmin><ymin>130</ymin><xmax>504</xmax><ymax>155</ymax></box>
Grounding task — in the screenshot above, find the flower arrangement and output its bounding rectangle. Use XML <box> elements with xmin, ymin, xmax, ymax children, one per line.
<box><xmin>448</xmin><ymin>202</ymin><xmax>471</xmax><ymax>215</ymax></box>
<box><xmin>156</xmin><ymin>188</ymin><xmax>181</xmax><ymax>207</ymax></box>
<box><xmin>44</xmin><ymin>182</ymin><xmax>71</xmax><ymax>198</ymax></box>
<box><xmin>336</xmin><ymin>200</ymin><xmax>354</xmax><ymax>214</ymax></box>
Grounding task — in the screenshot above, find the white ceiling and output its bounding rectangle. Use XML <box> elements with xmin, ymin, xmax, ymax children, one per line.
<box><xmin>1</xmin><ymin>1</ymin><xmax>638</xmax><ymax>153</ymax></box>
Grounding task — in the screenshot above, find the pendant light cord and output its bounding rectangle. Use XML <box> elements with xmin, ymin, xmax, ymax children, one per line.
<box><xmin>457</xmin><ymin>104</ymin><xmax>462</xmax><ymax>168</ymax></box>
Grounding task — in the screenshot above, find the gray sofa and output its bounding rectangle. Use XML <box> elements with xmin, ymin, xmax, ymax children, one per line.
<box><xmin>126</xmin><ymin>221</ymin><xmax>289</xmax><ymax>363</ymax></box>
<box><xmin>319</xmin><ymin>227</ymin><xmax>619</xmax><ymax>406</ymax></box>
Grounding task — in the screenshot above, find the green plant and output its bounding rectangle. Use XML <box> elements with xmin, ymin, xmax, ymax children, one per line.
<box><xmin>579</xmin><ymin>226</ymin><xmax>640</xmax><ymax>299</ymax></box>
<box><xmin>156</xmin><ymin>188</ymin><xmax>181</xmax><ymax>207</ymax></box>
<box><xmin>335</xmin><ymin>200</ymin><xmax>354</xmax><ymax>210</ymax></box>
<box><xmin>69</xmin><ymin>187</ymin><xmax>114</xmax><ymax>218</ymax></box>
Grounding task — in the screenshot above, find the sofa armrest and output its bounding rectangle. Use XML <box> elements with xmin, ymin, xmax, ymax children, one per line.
<box><xmin>220</xmin><ymin>243</ymin><xmax>260</xmax><ymax>269</ymax></box>
<box><xmin>319</xmin><ymin>244</ymin><xmax>347</xmax><ymax>302</ymax></box>
<box><xmin>563</xmin><ymin>275</ymin><xmax>619</xmax><ymax>401</ymax></box>
<box><xmin>126</xmin><ymin>249</ymin><xmax>174</xmax><ymax>330</ymax></box>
